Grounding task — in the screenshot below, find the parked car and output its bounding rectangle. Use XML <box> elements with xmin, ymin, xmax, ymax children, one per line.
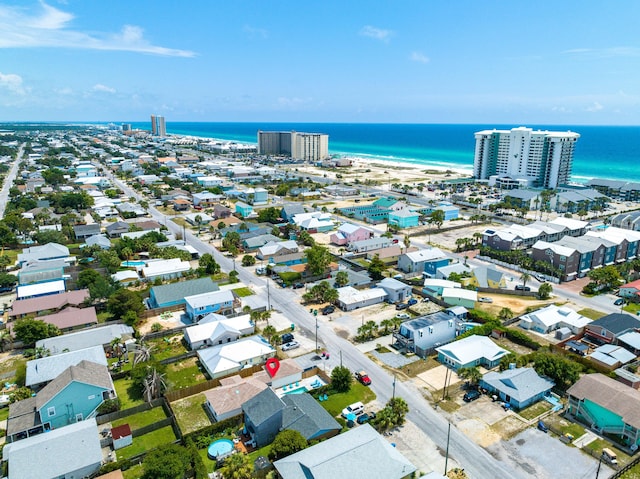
<box><xmin>281</xmin><ymin>341</ymin><xmax>300</xmax><ymax>351</ymax></box>
<box><xmin>463</xmin><ymin>390</ymin><xmax>481</xmax><ymax>402</ymax></box>
<box><xmin>614</xmin><ymin>298</ymin><xmax>625</xmax><ymax>306</ymax></box>
<box><xmin>478</xmin><ymin>297</ymin><xmax>493</xmax><ymax>303</ymax></box>
<box><xmin>395</xmin><ymin>313</ymin><xmax>410</xmax><ymax>320</ymax></box>
<box><xmin>407</xmin><ymin>298</ymin><xmax>418</xmax><ymax>306</ymax></box>
<box><xmin>537</xmin><ymin>420</ymin><xmax>549</xmax><ymax>433</ymax></box>
<box><xmin>281</xmin><ymin>333</ymin><xmax>294</xmax><ymax>343</ymax></box>
<box><xmin>395</xmin><ymin>303</ymin><xmax>409</xmax><ymax>310</ymax></box>
<box><xmin>357</xmin><ymin>411</ymin><xmax>377</xmax><ymax>424</ymax></box>
<box><xmin>341</xmin><ymin>401</ymin><xmax>365</xmax><ymax>418</ymax></box>
<box><xmin>292</xmin><ymin>282</ymin><xmax>304</xmax><ymax>289</ymax></box>
<box><xmin>534</xmin><ymin>274</ymin><xmax>546</xmax><ymax>282</ymax></box>
<box><xmin>355</xmin><ymin>370</ymin><xmax>372</xmax><ymax>386</ymax></box>
<box><xmin>515</xmin><ymin>285</ymin><xmax>531</xmax><ymax>291</ymax></box>
<box><xmin>321</xmin><ymin>305</ymin><xmax>335</xmax><ymax>315</ymax></box>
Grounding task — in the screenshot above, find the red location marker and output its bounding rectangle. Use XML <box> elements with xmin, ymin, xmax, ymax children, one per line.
<box><xmin>265</xmin><ymin>358</ymin><xmax>280</xmax><ymax>377</ymax></box>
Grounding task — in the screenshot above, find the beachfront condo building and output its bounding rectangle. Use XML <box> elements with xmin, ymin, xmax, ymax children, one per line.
<box><xmin>258</xmin><ymin>130</ymin><xmax>329</xmax><ymax>162</ymax></box>
<box><xmin>473</xmin><ymin>127</ymin><xmax>580</xmax><ymax>189</ymax></box>
<box><xmin>150</xmin><ymin>114</ymin><xmax>166</xmax><ymax>137</ymax></box>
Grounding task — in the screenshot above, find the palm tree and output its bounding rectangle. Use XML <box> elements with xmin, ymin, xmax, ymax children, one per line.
<box><xmin>0</xmin><ymin>330</ymin><xmax>12</xmax><ymax>353</ymax></box>
<box><xmin>133</xmin><ymin>343</ymin><xmax>154</xmax><ymax>366</ymax></box>
<box><xmin>263</xmin><ymin>325</ymin><xmax>277</xmax><ymax>344</ymax></box>
<box><xmin>520</xmin><ymin>272</ymin><xmax>531</xmax><ymax>290</ymax></box>
<box><xmin>458</xmin><ymin>366</ymin><xmax>482</xmax><ymax>386</ymax></box>
<box><xmin>380</xmin><ymin>319</ymin><xmax>393</xmax><ymax>335</ymax></box>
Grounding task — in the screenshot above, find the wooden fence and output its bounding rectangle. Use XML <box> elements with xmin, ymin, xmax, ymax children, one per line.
<box><xmin>96</xmin><ymin>397</ymin><xmax>165</xmax><ymax>425</ymax></box>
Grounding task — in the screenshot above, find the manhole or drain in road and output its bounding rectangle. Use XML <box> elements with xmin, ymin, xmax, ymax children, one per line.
<box><xmin>516</xmin><ymin>439</ymin><xmax>526</xmax><ymax>446</ymax></box>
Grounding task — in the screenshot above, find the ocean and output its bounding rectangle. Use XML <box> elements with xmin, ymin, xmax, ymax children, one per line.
<box><xmin>128</xmin><ymin>122</ymin><xmax>640</xmax><ymax>184</ymax></box>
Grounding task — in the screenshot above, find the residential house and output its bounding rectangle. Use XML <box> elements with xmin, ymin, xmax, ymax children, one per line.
<box><xmin>192</xmin><ymin>192</ymin><xmax>218</xmax><ymax>207</ymax></box>
<box><xmin>235</xmin><ymin>201</ymin><xmax>254</xmax><ymax>218</ymax></box>
<box><xmin>584</xmin><ymin>313</ymin><xmax>640</xmax><ymax>346</ymax></box>
<box><xmin>243</xmin><ymin>234</ymin><xmax>281</xmax><ymax>251</ymax></box>
<box><xmin>8</xmin><ymin>360</ymin><xmax>115</xmax><ymax>442</ymax></box>
<box><xmin>292</xmin><ymin>212</ymin><xmax>335</xmax><ymax>232</ymax></box>
<box><xmin>204</xmin><ymin>376</ymin><xmax>268</xmax><ymax>422</ymax></box>
<box><xmin>620</xmin><ymin>279</ymin><xmax>640</xmax><ymax>299</ymax></box>
<box><xmin>85</xmin><ymin>234</ymin><xmax>112</xmax><ymax>250</ymax></box>
<box><xmin>105</xmin><ymin>221</ymin><xmax>130</xmax><ymax>238</ymax></box>
<box><xmin>482</xmin><ymin>224</ymin><xmax>544</xmax><ymax>251</ymax></box>
<box><xmin>618</xmin><ymin>332</ymin><xmax>640</xmax><ymax>356</ymax></box>
<box><xmin>480</xmin><ymin>367</ymin><xmax>554</xmax><ymax>409</ymax></box>
<box><xmin>184</xmin><ymin>212</ymin><xmax>214</xmax><ymax>226</ymax></box>
<box><xmin>336</xmin><ymin>286</ymin><xmax>387</xmax><ymax>311</ymax></box>
<box><xmin>567</xmin><ymin>373</ymin><xmax>640</xmax><ymax>447</ymax></box>
<box><xmin>173</xmin><ymin>198</ymin><xmax>191</xmax><ymax>211</ymax></box>
<box><xmin>273</xmin><ymin>424</ymin><xmax>417</xmax><ymax>479</ymax></box>
<box><xmin>436</xmin><ymin>335</ymin><xmax>509</xmax><ymax>371</ymax></box>
<box><xmin>503</xmin><ymin>190</ymin><xmax>541</xmax><ymax>210</ymax></box>
<box><xmin>377</xmin><ymin>277</ymin><xmax>412</xmax><ymax>303</ymax></box>
<box><xmin>347</xmin><ymin>237</ymin><xmax>392</xmax><ymax>253</ymax></box>
<box><xmin>36</xmin><ymin>324</ymin><xmax>134</xmax><ymax>355</ymax></box>
<box><xmin>213</xmin><ymin>203</ymin><xmax>233</xmax><ymax>219</ymax></box>
<box><xmin>140</xmin><ymin>258</ymin><xmax>192</xmax><ymax>281</ymax></box>
<box><xmin>442</xmin><ymin>288</ymin><xmax>477</xmax><ymax>309</ymax></box>
<box><xmin>366</xmin><ymin>245</ymin><xmax>415</xmax><ymax>265</ymax></box>
<box><xmin>9</xmin><ymin>289</ymin><xmax>90</xmax><ymax>319</ymax></box>
<box><xmin>184</xmin><ymin>314</ymin><xmax>254</xmax><ymax>350</ymax></box>
<box><xmin>197</xmin><ymin>336</ymin><xmax>275</xmax><ymax>379</ymax></box>
<box><xmin>328</xmin><ymin>268</ymin><xmax>372</xmax><ymax>288</ymax></box>
<box><xmin>185</xmin><ymin>289</ymin><xmax>237</xmax><ymax>321</ymax></box>
<box><xmin>394</xmin><ymin>312</ymin><xmax>459</xmax><ymax>357</ymax></box>
<box><xmin>16</xmin><ymin>279</ymin><xmax>66</xmax><ymax>300</ymax></box>
<box><xmin>589</xmin><ymin>345</ymin><xmax>636</xmax><ymax>370</ymax></box>
<box><xmin>196</xmin><ymin>176</ymin><xmax>225</xmax><ymax>188</ymax></box>
<box><xmin>252</xmin><ymin>358</ymin><xmax>304</xmax><ymax>390</ymax></box>
<box><xmin>422</xmin><ymin>278</ymin><xmax>461</xmax><ymax>297</ymax></box>
<box><xmin>17</xmin><ymin>243</ymin><xmax>70</xmax><ymax>265</ymax></box>
<box><xmin>72</xmin><ymin>224</ymin><xmax>101</xmax><ymax>240</ymax></box>
<box><xmin>397</xmin><ymin>248</ymin><xmax>448</xmax><ymax>275</ymax></box>
<box><xmin>25</xmin><ymin>346</ymin><xmax>108</xmax><ymax>388</ymax></box>
<box><xmin>116</xmin><ymin>202</ymin><xmax>147</xmax><ymax>217</ymax></box>
<box><xmin>3</xmin><ymin>418</ymin><xmax>102</xmax><ymax>479</ymax></box>
<box><xmin>281</xmin><ymin>204</ymin><xmax>306</xmax><ymax>222</ymax></box>
<box><xmin>388</xmin><ymin>209</ymin><xmax>420</xmax><ymax>229</ymax></box>
<box><xmin>435</xmin><ymin>262</ymin><xmax>474</xmax><ymax>280</ymax></box>
<box><xmin>611</xmin><ymin>211</ymin><xmax>640</xmax><ymax>231</ymax></box>
<box><xmin>531</xmin><ymin>240</ymin><xmax>582</xmax><ymax>281</ymax></box>
<box><xmin>18</xmin><ymin>259</ymin><xmax>66</xmax><ymax>286</ymax></box>
<box><xmin>256</xmin><ymin>240</ymin><xmax>300</xmax><ymax>262</ymax></box>
<box><xmin>148</xmin><ymin>277</ymin><xmax>219</xmax><ymax>309</ymax></box>
<box><xmin>242</xmin><ymin>388</ymin><xmax>340</xmax><ymax>448</ymax></box>
<box><xmin>323</xmin><ymin>184</ymin><xmax>359</xmax><ymax>197</ymax></box>
<box><xmin>21</xmin><ymin>307</ymin><xmax>98</xmax><ymax>334</ymax></box>
<box><xmin>519</xmin><ymin>305</ymin><xmax>590</xmax><ymax>335</ymax></box>
<box><xmin>464</xmin><ymin>266</ymin><xmax>507</xmax><ymax>289</ymax></box>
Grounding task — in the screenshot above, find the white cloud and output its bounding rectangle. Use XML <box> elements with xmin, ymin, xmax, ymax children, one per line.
<box><xmin>277</xmin><ymin>96</ymin><xmax>312</xmax><ymax>108</ymax></box>
<box><xmin>359</xmin><ymin>25</ymin><xmax>392</xmax><ymax>42</ymax></box>
<box><xmin>0</xmin><ymin>2</ymin><xmax>195</xmax><ymax>57</ymax></box>
<box><xmin>585</xmin><ymin>101</ymin><xmax>604</xmax><ymax>112</ymax></box>
<box><xmin>92</xmin><ymin>84</ymin><xmax>116</xmax><ymax>94</ymax></box>
<box><xmin>0</xmin><ymin>72</ymin><xmax>26</xmax><ymax>95</ymax></box>
<box><xmin>243</xmin><ymin>25</ymin><xmax>268</xmax><ymax>39</ymax></box>
<box><xmin>563</xmin><ymin>47</ymin><xmax>640</xmax><ymax>58</ymax></box>
<box><xmin>410</xmin><ymin>51</ymin><xmax>429</xmax><ymax>63</ymax></box>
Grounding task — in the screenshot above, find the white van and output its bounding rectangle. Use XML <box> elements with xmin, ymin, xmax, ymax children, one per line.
<box><xmin>341</xmin><ymin>401</ymin><xmax>365</xmax><ymax>418</ymax></box>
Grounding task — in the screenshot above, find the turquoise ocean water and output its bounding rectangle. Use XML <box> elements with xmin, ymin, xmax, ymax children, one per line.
<box><xmin>128</xmin><ymin>122</ymin><xmax>640</xmax><ymax>184</ymax></box>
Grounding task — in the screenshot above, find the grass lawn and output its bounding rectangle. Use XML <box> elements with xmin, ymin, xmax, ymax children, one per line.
<box><xmin>561</xmin><ymin>422</ymin><xmax>586</xmax><ymax>439</ymax></box>
<box><xmin>112</xmin><ymin>406</ymin><xmax>167</xmax><ymax>430</ymax></box>
<box><xmin>0</xmin><ymin>406</ymin><xmax>9</xmax><ymax>422</ymax></box>
<box><xmin>165</xmin><ymin>357</ymin><xmax>206</xmax><ymax>390</ymax></box>
<box><xmin>319</xmin><ymin>382</ymin><xmax>376</xmax><ymax>417</ymax></box>
<box><xmin>117</xmin><ymin>426</ymin><xmax>177</xmax><ymax>459</ymax></box>
<box><xmin>113</xmin><ymin>377</ymin><xmax>145</xmax><ymax>410</ymax></box>
<box><xmin>624</xmin><ymin>303</ymin><xmax>640</xmax><ymax>315</ymax></box>
<box><xmin>122</xmin><ymin>463</ymin><xmax>144</xmax><ymax>479</ymax></box>
<box><xmin>0</xmin><ymin>354</ymin><xmax>26</xmax><ymax>383</ymax></box>
<box><xmin>197</xmin><ymin>448</ymin><xmax>217</xmax><ymax>473</ymax></box>
<box><xmin>247</xmin><ymin>444</ymin><xmax>271</xmax><ymax>464</ymax></box>
<box><xmin>396</xmin><ymin>357</ymin><xmax>438</xmax><ymax>378</ymax></box>
<box><xmin>171</xmin><ymin>393</ymin><xmax>212</xmax><ymax>435</ymax></box>
<box><xmin>148</xmin><ymin>335</ymin><xmax>188</xmax><ymax>362</ymax></box>
<box><xmin>231</xmin><ymin>286</ymin><xmax>254</xmax><ymax>297</ymax></box>
<box><xmin>518</xmin><ymin>401</ymin><xmax>552</xmax><ymax>421</ymax></box>
<box><xmin>578</xmin><ymin>308</ymin><xmax>607</xmax><ymax>320</ymax></box>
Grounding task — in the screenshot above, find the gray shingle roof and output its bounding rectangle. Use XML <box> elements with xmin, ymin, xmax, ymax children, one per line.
<box><xmin>590</xmin><ymin>313</ymin><xmax>640</xmax><ymax>336</ymax></box>
<box><xmin>482</xmin><ymin>367</ymin><xmax>554</xmax><ymax>403</ymax></box>
<box><xmin>281</xmin><ymin>394</ymin><xmax>340</xmax><ymax>440</ymax></box>
<box><xmin>243</xmin><ymin>388</ymin><xmax>284</xmax><ymax>426</ymax></box>
<box><xmin>26</xmin><ymin>345</ymin><xmax>107</xmax><ymax>386</ymax></box>
<box><xmin>35</xmin><ymin>360</ymin><xmax>113</xmax><ymax>408</ymax></box>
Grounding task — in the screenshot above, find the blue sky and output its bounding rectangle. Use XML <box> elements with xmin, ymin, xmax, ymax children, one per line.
<box><xmin>0</xmin><ymin>1</ymin><xmax>639</xmax><ymax>124</ymax></box>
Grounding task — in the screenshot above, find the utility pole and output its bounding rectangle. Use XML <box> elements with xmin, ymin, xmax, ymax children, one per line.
<box><xmin>266</xmin><ymin>278</ymin><xmax>271</xmax><ymax>310</ymax></box>
<box><xmin>392</xmin><ymin>374</ymin><xmax>397</xmax><ymax>400</ymax></box>
<box><xmin>444</xmin><ymin>422</ymin><xmax>451</xmax><ymax>475</ymax></box>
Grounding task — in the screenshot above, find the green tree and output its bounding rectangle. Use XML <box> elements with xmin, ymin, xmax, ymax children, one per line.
<box><xmin>222</xmin><ymin>231</ymin><xmax>241</xmax><ymax>256</ymax></box>
<box><xmin>304</xmin><ymin>244</ymin><xmax>332</xmax><ymax>276</ymax></box>
<box><xmin>302</xmin><ymin>281</ymin><xmax>338</xmax><ymax>304</ymax></box>
<box><xmin>107</xmin><ymin>289</ymin><xmax>144</xmax><ymax>325</ymax></box>
<box><xmin>457</xmin><ymin>366</ymin><xmax>482</xmax><ymax>385</ymax></box>
<box><xmin>330</xmin><ymin>365</ymin><xmax>352</xmax><ymax>393</ymax></box>
<box><xmin>13</xmin><ymin>318</ymin><xmax>61</xmax><ymax>346</ymax></box>
<box><xmin>428</xmin><ymin>209</ymin><xmax>445</xmax><ymax>229</ymax></box>
<box><xmin>335</xmin><ymin>271</ymin><xmax>349</xmax><ymax>287</ymax></box>
<box><xmin>498</xmin><ymin>307</ymin><xmax>513</xmax><ymax>321</ymax></box>
<box><xmin>142</xmin><ymin>444</ymin><xmax>189</xmax><ymax>479</ymax></box>
<box><xmin>367</xmin><ymin>254</ymin><xmax>386</xmax><ymax>281</ymax></box>
<box><xmin>0</xmin><ymin>273</ymin><xmax>17</xmax><ymax>289</ymax></box>
<box><xmin>220</xmin><ymin>453</ymin><xmax>253</xmax><ymax>479</ymax></box>
<box><xmin>198</xmin><ymin>253</ymin><xmax>220</xmax><ymax>275</ymax></box>
<box><xmin>97</xmin><ymin>249</ymin><xmax>122</xmax><ymax>274</ymax></box>
<box><xmin>42</xmin><ymin>168</ymin><xmax>65</xmax><ymax>186</ymax></box>
<box><xmin>268</xmin><ymin>429</ymin><xmax>308</xmax><ymax>460</ymax></box>
<box><xmin>519</xmin><ymin>272</ymin><xmax>531</xmax><ymax>290</ymax></box>
<box><xmin>538</xmin><ymin>282</ymin><xmax>553</xmax><ymax>299</ymax></box>
<box><xmin>242</xmin><ymin>254</ymin><xmax>256</xmax><ymax>267</ymax></box>
<box><xmin>257</xmin><ymin>207</ymin><xmax>280</xmax><ymax>223</ymax></box>
<box><xmin>532</xmin><ymin>352</ymin><xmax>581</xmax><ymax>390</ymax></box>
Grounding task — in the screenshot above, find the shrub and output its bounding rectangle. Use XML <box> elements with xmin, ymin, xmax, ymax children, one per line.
<box><xmin>151</xmin><ymin>322</ymin><xmax>163</xmax><ymax>333</ymax></box>
<box><xmin>97</xmin><ymin>398</ymin><xmax>121</xmax><ymax>415</ymax></box>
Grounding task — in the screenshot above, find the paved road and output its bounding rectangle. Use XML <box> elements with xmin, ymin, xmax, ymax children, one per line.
<box><xmin>0</xmin><ymin>144</ymin><xmax>24</xmax><ymax>218</ymax></box>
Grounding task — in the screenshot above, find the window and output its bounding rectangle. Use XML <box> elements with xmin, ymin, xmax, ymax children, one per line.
<box><xmin>47</xmin><ymin>407</ymin><xmax>56</xmax><ymax>417</ymax></box>
<box><xmin>88</xmin><ymin>395</ymin><xmax>96</xmax><ymax>400</ymax></box>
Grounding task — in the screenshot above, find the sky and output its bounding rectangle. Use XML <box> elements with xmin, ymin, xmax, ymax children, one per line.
<box><xmin>0</xmin><ymin>1</ymin><xmax>639</xmax><ymax>125</ymax></box>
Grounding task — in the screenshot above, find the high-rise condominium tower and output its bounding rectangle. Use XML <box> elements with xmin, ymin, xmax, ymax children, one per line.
<box><xmin>258</xmin><ymin>131</ymin><xmax>329</xmax><ymax>162</ymax></box>
<box><xmin>150</xmin><ymin>115</ymin><xmax>166</xmax><ymax>137</ymax></box>
<box><xmin>473</xmin><ymin>127</ymin><xmax>580</xmax><ymax>189</ymax></box>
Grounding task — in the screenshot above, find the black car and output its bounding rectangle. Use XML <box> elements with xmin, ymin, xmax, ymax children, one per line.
<box><xmin>356</xmin><ymin>411</ymin><xmax>376</xmax><ymax>425</ymax></box>
<box><xmin>395</xmin><ymin>303</ymin><xmax>409</xmax><ymax>310</ymax></box>
<box><xmin>463</xmin><ymin>390</ymin><xmax>481</xmax><ymax>402</ymax></box>
<box><xmin>281</xmin><ymin>333</ymin><xmax>294</xmax><ymax>344</ymax></box>
<box><xmin>321</xmin><ymin>305</ymin><xmax>335</xmax><ymax>315</ymax></box>
<box><xmin>515</xmin><ymin>285</ymin><xmax>531</xmax><ymax>292</ymax></box>
<box><xmin>292</xmin><ymin>282</ymin><xmax>304</xmax><ymax>289</ymax></box>
<box><xmin>614</xmin><ymin>298</ymin><xmax>625</xmax><ymax>306</ymax></box>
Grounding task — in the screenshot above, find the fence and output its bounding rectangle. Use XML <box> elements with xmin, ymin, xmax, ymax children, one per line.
<box><xmin>97</xmin><ymin>398</ymin><xmax>165</xmax><ymax>425</ymax></box>
<box><xmin>475</xmin><ymin>255</ymin><xmax>561</xmax><ymax>285</ymax></box>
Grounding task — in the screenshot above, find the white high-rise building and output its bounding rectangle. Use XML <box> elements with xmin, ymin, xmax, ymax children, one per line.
<box><xmin>258</xmin><ymin>130</ymin><xmax>329</xmax><ymax>162</ymax></box>
<box><xmin>473</xmin><ymin>127</ymin><xmax>580</xmax><ymax>189</ymax></box>
<box><xmin>150</xmin><ymin>115</ymin><xmax>166</xmax><ymax>137</ymax></box>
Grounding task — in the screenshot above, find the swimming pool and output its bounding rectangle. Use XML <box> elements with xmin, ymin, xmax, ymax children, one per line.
<box><xmin>121</xmin><ymin>260</ymin><xmax>146</xmax><ymax>267</ymax></box>
<box><xmin>207</xmin><ymin>438</ymin><xmax>234</xmax><ymax>459</ymax></box>
<box><xmin>284</xmin><ymin>386</ymin><xmax>308</xmax><ymax>395</ymax></box>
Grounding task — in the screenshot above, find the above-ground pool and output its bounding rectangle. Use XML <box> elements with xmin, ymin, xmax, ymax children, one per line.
<box><xmin>121</xmin><ymin>260</ymin><xmax>146</xmax><ymax>267</ymax></box>
<box><xmin>207</xmin><ymin>438</ymin><xmax>234</xmax><ymax>459</ymax></box>
<box><xmin>284</xmin><ymin>386</ymin><xmax>308</xmax><ymax>395</ymax></box>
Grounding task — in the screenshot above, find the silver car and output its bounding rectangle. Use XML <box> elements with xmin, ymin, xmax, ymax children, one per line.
<box><xmin>281</xmin><ymin>341</ymin><xmax>300</xmax><ymax>351</ymax></box>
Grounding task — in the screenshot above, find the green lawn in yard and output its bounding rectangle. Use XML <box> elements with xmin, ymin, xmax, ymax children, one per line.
<box><xmin>518</xmin><ymin>401</ymin><xmax>552</xmax><ymax>421</ymax></box>
<box><xmin>112</xmin><ymin>406</ymin><xmax>167</xmax><ymax>430</ymax></box>
<box><xmin>197</xmin><ymin>448</ymin><xmax>217</xmax><ymax>473</ymax></box>
<box><xmin>0</xmin><ymin>354</ymin><xmax>26</xmax><ymax>384</ymax></box>
<box><xmin>165</xmin><ymin>357</ymin><xmax>206</xmax><ymax>389</ymax></box>
<box><xmin>171</xmin><ymin>393</ymin><xmax>212</xmax><ymax>435</ymax></box>
<box><xmin>624</xmin><ymin>303</ymin><xmax>640</xmax><ymax>316</ymax></box>
<box><xmin>147</xmin><ymin>335</ymin><xmax>188</xmax><ymax>362</ymax></box>
<box><xmin>561</xmin><ymin>422</ymin><xmax>586</xmax><ymax>439</ymax></box>
<box><xmin>578</xmin><ymin>308</ymin><xmax>607</xmax><ymax>320</ymax></box>
<box><xmin>318</xmin><ymin>382</ymin><xmax>376</xmax><ymax>417</ymax></box>
<box><xmin>122</xmin><ymin>463</ymin><xmax>143</xmax><ymax>479</ymax></box>
<box><xmin>113</xmin><ymin>377</ymin><xmax>145</xmax><ymax>410</ymax></box>
<box><xmin>117</xmin><ymin>426</ymin><xmax>177</xmax><ymax>459</ymax></box>
<box><xmin>231</xmin><ymin>287</ymin><xmax>254</xmax><ymax>297</ymax></box>
<box><xmin>620</xmin><ymin>463</ymin><xmax>640</xmax><ymax>479</ymax></box>
<box><xmin>0</xmin><ymin>406</ymin><xmax>9</xmax><ymax>423</ymax></box>
<box><xmin>247</xmin><ymin>444</ymin><xmax>271</xmax><ymax>464</ymax></box>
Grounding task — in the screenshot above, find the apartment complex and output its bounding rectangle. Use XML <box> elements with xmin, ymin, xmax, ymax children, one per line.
<box><xmin>474</xmin><ymin>127</ymin><xmax>580</xmax><ymax>189</ymax></box>
<box><xmin>257</xmin><ymin>130</ymin><xmax>329</xmax><ymax>161</ymax></box>
<box><xmin>150</xmin><ymin>114</ymin><xmax>166</xmax><ymax>137</ymax></box>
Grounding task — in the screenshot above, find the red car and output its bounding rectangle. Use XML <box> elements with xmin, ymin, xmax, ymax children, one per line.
<box><xmin>355</xmin><ymin>370</ymin><xmax>371</xmax><ymax>386</ymax></box>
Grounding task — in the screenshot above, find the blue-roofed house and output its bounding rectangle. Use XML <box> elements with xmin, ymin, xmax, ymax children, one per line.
<box><xmin>148</xmin><ymin>277</ymin><xmax>219</xmax><ymax>309</ymax></box>
<box><xmin>377</xmin><ymin>277</ymin><xmax>412</xmax><ymax>303</ymax></box>
<box><xmin>281</xmin><ymin>204</ymin><xmax>306</xmax><ymax>222</ymax></box>
<box><xmin>480</xmin><ymin>367</ymin><xmax>555</xmax><ymax>410</ymax></box>
<box><xmin>242</xmin><ymin>388</ymin><xmax>341</xmax><ymax>448</ymax></box>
